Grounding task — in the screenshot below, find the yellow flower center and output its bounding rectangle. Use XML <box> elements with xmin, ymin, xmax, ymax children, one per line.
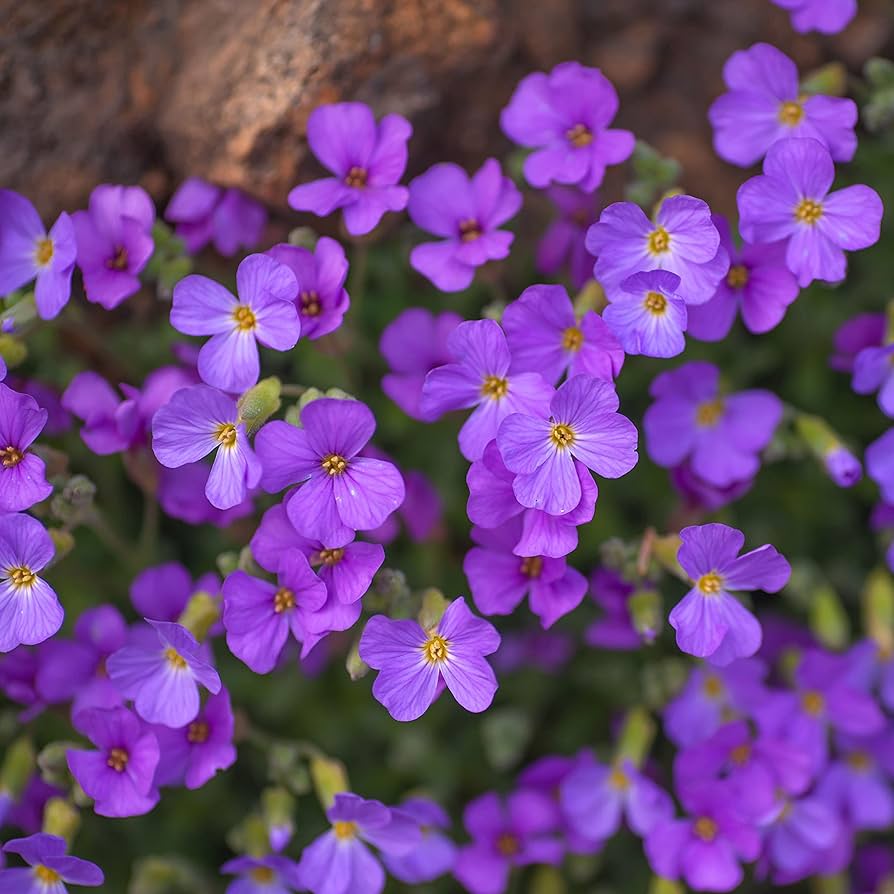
<box><xmin>214</xmin><ymin>422</ymin><xmax>238</xmax><ymax>448</ymax></box>
<box><xmin>520</xmin><ymin>556</ymin><xmax>543</xmax><ymax>579</ymax></box>
<box><xmin>550</xmin><ymin>422</ymin><xmax>575</xmax><ymax>449</ymax></box>
<box><xmin>726</xmin><ymin>264</ymin><xmax>749</xmax><ymax>289</ymax></box>
<box><xmin>333</xmin><ymin>820</ymin><xmax>358</xmax><ymax>840</ymax></box>
<box><xmin>458</xmin><ymin>218</ymin><xmax>482</xmax><ymax>242</ymax></box>
<box><xmin>694</xmin><ymin>817</ymin><xmax>717</xmax><ymax>841</ymax></box>
<box><xmin>165</xmin><ymin>646</ymin><xmax>188</xmax><ymax>670</ymax></box>
<box><xmin>251</xmin><ymin>866</ymin><xmax>276</xmax><ymax>882</ymax></box>
<box><xmin>697</xmin><ymin>572</ymin><xmax>723</xmax><ymax>595</ymax></box>
<box><xmin>846</xmin><ymin>750</ymin><xmax>872</xmax><ymax>771</ymax></box>
<box><xmin>496</xmin><ymin>833</ymin><xmax>520</xmax><ymax>856</ymax></box>
<box><xmin>187</xmin><ymin>720</ymin><xmax>210</xmax><ymax>744</ymax></box>
<box><xmin>34</xmin><ymin>865</ymin><xmax>62</xmax><ymax>883</ymax></box>
<box><xmin>702</xmin><ymin>674</ymin><xmax>724</xmax><ymax>699</ymax></box>
<box><xmin>232</xmin><ymin>305</ymin><xmax>257</xmax><ymax>331</ymax></box>
<box><xmin>321</xmin><ymin>453</ymin><xmax>348</xmax><ymax>476</ymax></box>
<box><xmin>801</xmin><ymin>690</ymin><xmax>825</xmax><ymax>716</ymax></box>
<box><xmin>609</xmin><ymin>766</ymin><xmax>630</xmax><ymax>790</ymax></box>
<box><xmin>794</xmin><ymin>198</ymin><xmax>823</xmax><ymax>225</ymax></box>
<box><xmin>106</xmin><ymin>245</ymin><xmax>129</xmax><ymax>271</ymax></box>
<box><xmin>300</xmin><ymin>290</ymin><xmax>321</xmax><ymax>316</ymax></box>
<box><xmin>647</xmin><ymin>226</ymin><xmax>671</xmax><ymax>255</ymax></box>
<box><xmin>643</xmin><ymin>290</ymin><xmax>667</xmax><ymax>315</ymax></box>
<box><xmin>566</xmin><ymin>123</ymin><xmax>593</xmax><ymax>147</ymax></box>
<box><xmin>273</xmin><ymin>587</ymin><xmax>295</xmax><ymax>613</ymax></box>
<box><xmin>778</xmin><ymin>100</ymin><xmax>804</xmax><ymax>127</ymax></box>
<box><xmin>480</xmin><ymin>375</ymin><xmax>509</xmax><ymax>400</ymax></box>
<box><xmin>318</xmin><ymin>548</ymin><xmax>345</xmax><ymax>566</ymax></box>
<box><xmin>422</xmin><ymin>632</ymin><xmax>449</xmax><ymax>664</ymax></box>
<box><xmin>8</xmin><ymin>565</ymin><xmax>36</xmax><ymax>588</ymax></box>
<box><xmin>107</xmin><ymin>747</ymin><xmax>129</xmax><ymax>772</ymax></box>
<box><xmin>696</xmin><ymin>398</ymin><xmax>724</xmax><ymax>427</ymax></box>
<box><xmin>34</xmin><ymin>238</ymin><xmax>54</xmax><ymax>267</ymax></box>
<box><xmin>344</xmin><ymin>167</ymin><xmax>367</xmax><ymax>189</ymax></box>
<box><xmin>562</xmin><ymin>326</ymin><xmax>584</xmax><ymax>351</ymax></box>
<box><xmin>0</xmin><ymin>445</ymin><xmax>24</xmax><ymax>467</ymax></box>
<box><xmin>730</xmin><ymin>743</ymin><xmax>751</xmax><ymax>765</ymax></box>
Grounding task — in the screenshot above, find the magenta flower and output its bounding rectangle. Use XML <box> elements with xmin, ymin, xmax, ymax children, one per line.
<box><xmin>171</xmin><ymin>253</ymin><xmax>299</xmax><ymax>393</ymax></box>
<box><xmin>381</xmin><ymin>798</ymin><xmax>456</xmax><ymax>884</ymax></box>
<box><xmin>502</xmin><ymin>284</ymin><xmax>623</xmax><ymax>385</ymax></box>
<box><xmin>500</xmin><ymin>62</ymin><xmax>634</xmax><ymax>192</ymax></box>
<box><xmin>686</xmin><ymin>215</ymin><xmax>799</xmax><ymax>340</ymax></box>
<box><xmin>222</xmin><ymin>549</ymin><xmax>328</xmax><ymax>670</ymax></box>
<box><xmin>71</xmin><ymin>184</ymin><xmax>155</xmax><ymax>309</ymax></box>
<box><xmin>380</xmin><ymin>307</ymin><xmax>463</xmax><ymax>421</ymax></box>
<box><xmin>670</xmin><ymin>523</ymin><xmax>791</xmax><ymax>665</ymax></box>
<box><xmin>0</xmin><ymin>190</ymin><xmax>76</xmax><ymax>319</ymax></box>
<box><xmin>254</xmin><ymin>398</ymin><xmax>404</xmax><ymax>545</ymax></box>
<box><xmin>585</xmin><ymin>194</ymin><xmax>729</xmax><ymax>305</ymax></box>
<box><xmin>164</xmin><ymin>177</ymin><xmax>267</xmax><ymax>256</ymax></box>
<box><xmin>288</xmin><ymin>102</ymin><xmax>412</xmax><ymax>236</ymax></box>
<box><xmin>770</xmin><ymin>0</ymin><xmax>856</xmax><ymax>34</ymax></box>
<box><xmin>709</xmin><ymin>43</ymin><xmax>857</xmax><ymax>167</ymax></box>
<box><xmin>408</xmin><ymin>159</ymin><xmax>522</xmax><ymax>292</ymax></box>
<box><xmin>359</xmin><ymin>596</ymin><xmax>501</xmax><ymax>721</ymax></box>
<box><xmin>106</xmin><ymin>620</ymin><xmax>221</xmax><ymax>727</ymax></box>
<box><xmin>497</xmin><ymin>374</ymin><xmax>638</xmax><ymax>515</ymax></box>
<box><xmin>644</xmin><ymin>361</ymin><xmax>782</xmax><ymax>488</ymax></box>
<box><xmin>537</xmin><ymin>187</ymin><xmax>600</xmax><ymax>288</ymax></box>
<box><xmin>464</xmin><ymin>521</ymin><xmax>588</xmax><ymax>628</ymax></box>
<box><xmin>603</xmin><ymin>270</ymin><xmax>687</xmax><ymax>358</ymax></box>
<box><xmin>0</xmin><ymin>834</ymin><xmax>103</xmax><ymax>891</ymax></box>
<box><xmin>453</xmin><ymin>790</ymin><xmax>563</xmax><ymax>894</ymax></box>
<box><xmin>297</xmin><ymin>792</ymin><xmax>421</xmax><ymax>894</ymax></box>
<box><xmin>0</xmin><ymin>513</ymin><xmax>62</xmax><ymax>653</ymax></box>
<box><xmin>266</xmin><ymin>237</ymin><xmax>350</xmax><ymax>340</ymax></box>
<box><xmin>738</xmin><ymin>138</ymin><xmax>883</xmax><ymax>287</ymax></box>
<box><xmin>222</xmin><ymin>855</ymin><xmax>303</xmax><ymax>894</ymax></box>
<box><xmin>0</xmin><ymin>383</ymin><xmax>52</xmax><ymax>511</ymax></box>
<box><xmin>66</xmin><ymin>706</ymin><xmax>160</xmax><ymax>817</ymax></box>
<box><xmin>153</xmin><ymin>687</ymin><xmax>236</xmax><ymax>790</ymax></box>
<box><xmin>151</xmin><ymin>383</ymin><xmax>262</xmax><ymax>510</ymax></box>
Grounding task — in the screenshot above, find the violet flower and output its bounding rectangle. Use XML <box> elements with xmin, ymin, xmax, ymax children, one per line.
<box><xmin>381</xmin><ymin>798</ymin><xmax>456</xmax><ymax>884</ymax></box>
<box><xmin>830</xmin><ymin>313</ymin><xmax>885</xmax><ymax>373</ymax></box>
<box><xmin>0</xmin><ymin>833</ymin><xmax>103</xmax><ymax>891</ymax></box>
<box><xmin>157</xmin><ymin>461</ymin><xmax>255</xmax><ymax>526</ymax></box>
<box><xmin>585</xmin><ymin>568</ymin><xmax>643</xmax><ymax>650</ymax></box>
<box><xmin>853</xmin><ymin>344</ymin><xmax>894</xmax><ymax>416</ymax></box>
<box><xmin>221</xmin><ymin>854</ymin><xmax>303</xmax><ymax>894</ymax></box>
<box><xmin>537</xmin><ymin>187</ymin><xmax>600</xmax><ymax>288</ymax></box>
<box><xmin>130</xmin><ymin>561</ymin><xmax>219</xmax><ymax>625</ymax></box>
<box><xmin>867</xmin><ymin>428</ymin><xmax>894</xmax><ymax>504</ymax></box>
<box><xmin>0</xmin><ymin>382</ymin><xmax>52</xmax><ymax>512</ymax></box>
<box><xmin>770</xmin><ymin>0</ymin><xmax>856</xmax><ymax>34</ymax></box>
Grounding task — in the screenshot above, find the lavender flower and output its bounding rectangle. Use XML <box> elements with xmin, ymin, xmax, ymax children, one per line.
<box><xmin>500</xmin><ymin>62</ymin><xmax>634</xmax><ymax>192</ymax></box>
<box><xmin>381</xmin><ymin>798</ymin><xmax>456</xmax><ymax>884</ymax></box>
<box><xmin>825</xmin><ymin>444</ymin><xmax>862</xmax><ymax>487</ymax></box>
<box><xmin>130</xmin><ymin>562</ymin><xmax>219</xmax><ymax>625</ymax></box>
<box><xmin>867</xmin><ymin>429</ymin><xmax>894</xmax><ymax>503</ymax></box>
<box><xmin>171</xmin><ymin>253</ymin><xmax>299</xmax><ymax>393</ymax></box>
<box><xmin>408</xmin><ymin>159</ymin><xmax>522</xmax><ymax>292</ymax></box>
<box><xmin>288</xmin><ymin>102</ymin><xmax>412</xmax><ymax>236</ymax></box>
<box><xmin>157</xmin><ymin>462</ymin><xmax>255</xmax><ymax>526</ymax></box>
<box><xmin>537</xmin><ymin>187</ymin><xmax>600</xmax><ymax>288</ymax></box>
<box><xmin>0</xmin><ymin>190</ymin><xmax>76</xmax><ymax>319</ymax></box>
<box><xmin>770</xmin><ymin>0</ymin><xmax>856</xmax><ymax>34</ymax></box>
<box><xmin>359</xmin><ymin>596</ymin><xmax>501</xmax><ymax>721</ymax></box>
<box><xmin>830</xmin><ymin>312</ymin><xmax>885</xmax><ymax>372</ymax></box>
<box><xmin>222</xmin><ymin>854</ymin><xmax>303</xmax><ymax>894</ymax></box>
<box><xmin>0</xmin><ymin>834</ymin><xmax>103</xmax><ymax>891</ymax></box>
<box><xmin>853</xmin><ymin>344</ymin><xmax>894</xmax><ymax>416</ymax></box>
<box><xmin>0</xmin><ymin>383</ymin><xmax>52</xmax><ymax>511</ymax></box>
<box><xmin>738</xmin><ymin>138</ymin><xmax>883</xmax><ymax>287</ymax></box>
<box><xmin>71</xmin><ymin>184</ymin><xmax>155</xmax><ymax>309</ymax></box>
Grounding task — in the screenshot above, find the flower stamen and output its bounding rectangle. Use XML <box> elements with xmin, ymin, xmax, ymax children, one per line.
<box><xmin>422</xmin><ymin>632</ymin><xmax>449</xmax><ymax>664</ymax></box>
<box><xmin>232</xmin><ymin>305</ymin><xmax>257</xmax><ymax>331</ymax></box>
<box><xmin>794</xmin><ymin>198</ymin><xmax>823</xmax><ymax>225</ymax></box>
<box><xmin>643</xmin><ymin>291</ymin><xmax>667</xmax><ymax>315</ymax></box>
<box><xmin>321</xmin><ymin>453</ymin><xmax>348</xmax><ymax>476</ymax></box>
<box><xmin>550</xmin><ymin>423</ymin><xmax>575</xmax><ymax>449</ymax></box>
<box><xmin>647</xmin><ymin>226</ymin><xmax>671</xmax><ymax>255</ymax></box>
<box><xmin>566</xmin><ymin>123</ymin><xmax>593</xmax><ymax>147</ymax></box>
<box><xmin>481</xmin><ymin>375</ymin><xmax>509</xmax><ymax>400</ymax></box>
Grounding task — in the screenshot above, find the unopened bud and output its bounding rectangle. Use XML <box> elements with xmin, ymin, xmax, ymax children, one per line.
<box><xmin>261</xmin><ymin>787</ymin><xmax>295</xmax><ymax>852</ymax></box>
<box><xmin>238</xmin><ymin>377</ymin><xmax>282</xmax><ymax>435</ymax></box>
<box><xmin>37</xmin><ymin>741</ymin><xmax>79</xmax><ymax>790</ymax></box>
<box><xmin>345</xmin><ymin>641</ymin><xmax>369</xmax><ymax>681</ymax></box>
<box><xmin>417</xmin><ymin>588</ymin><xmax>449</xmax><ymax>629</ymax></box>
<box><xmin>42</xmin><ymin>796</ymin><xmax>80</xmax><ymax>843</ymax></box>
<box><xmin>309</xmin><ymin>754</ymin><xmax>349</xmax><ymax>810</ymax></box>
<box><xmin>809</xmin><ymin>584</ymin><xmax>850</xmax><ymax>649</ymax></box>
<box><xmin>178</xmin><ymin>592</ymin><xmax>219</xmax><ymax>643</ymax></box>
<box><xmin>0</xmin><ymin>736</ymin><xmax>35</xmax><ymax>799</ymax></box>
<box><xmin>629</xmin><ymin>589</ymin><xmax>662</xmax><ymax>643</ymax></box>
<box><xmin>615</xmin><ymin>706</ymin><xmax>656</xmax><ymax>768</ymax></box>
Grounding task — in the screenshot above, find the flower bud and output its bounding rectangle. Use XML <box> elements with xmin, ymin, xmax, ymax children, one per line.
<box><xmin>42</xmin><ymin>796</ymin><xmax>80</xmax><ymax>844</ymax></box>
<box><xmin>309</xmin><ymin>754</ymin><xmax>350</xmax><ymax>810</ymax></box>
<box><xmin>261</xmin><ymin>787</ymin><xmax>295</xmax><ymax>853</ymax></box>
<box><xmin>629</xmin><ymin>588</ymin><xmax>662</xmax><ymax>643</ymax></box>
<box><xmin>417</xmin><ymin>588</ymin><xmax>449</xmax><ymax>629</ymax></box>
<box><xmin>129</xmin><ymin>856</ymin><xmax>214</xmax><ymax>894</ymax></box>
<box><xmin>0</xmin><ymin>736</ymin><xmax>35</xmax><ymax>801</ymax></box>
<box><xmin>238</xmin><ymin>377</ymin><xmax>282</xmax><ymax>435</ymax></box>
<box><xmin>615</xmin><ymin>707</ymin><xmax>656</xmax><ymax>769</ymax></box>
<box><xmin>808</xmin><ymin>584</ymin><xmax>850</xmax><ymax>649</ymax></box>
<box><xmin>37</xmin><ymin>741</ymin><xmax>79</xmax><ymax>790</ymax></box>
<box><xmin>178</xmin><ymin>591</ymin><xmax>219</xmax><ymax>643</ymax></box>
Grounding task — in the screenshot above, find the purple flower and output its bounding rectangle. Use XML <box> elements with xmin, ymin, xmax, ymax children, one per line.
<box><xmin>66</xmin><ymin>706</ymin><xmax>160</xmax><ymax>817</ymax></box>
<box><xmin>709</xmin><ymin>43</ymin><xmax>857</xmax><ymax>167</ymax></box>
<box><xmin>644</xmin><ymin>785</ymin><xmax>761</xmax><ymax>892</ymax></box>
<box><xmin>151</xmin><ymin>383</ymin><xmax>262</xmax><ymax>510</ymax></box>
<box><xmin>561</xmin><ymin>755</ymin><xmax>674</xmax><ymax>842</ymax></box>
<box><xmin>644</xmin><ymin>361</ymin><xmax>782</xmax><ymax>488</ymax></box>
<box><xmin>165</xmin><ymin>177</ymin><xmax>267</xmax><ymax>256</ymax></box>
<box><xmin>686</xmin><ymin>215</ymin><xmax>799</xmax><ymax>340</ymax></box>
<box><xmin>171</xmin><ymin>253</ymin><xmax>299</xmax><ymax>393</ymax></box>
<box><xmin>603</xmin><ymin>269</ymin><xmax>687</xmax><ymax>357</ymax></box>
<box><xmin>222</xmin><ymin>549</ymin><xmax>328</xmax><ymax>670</ymax></box>
<box><xmin>830</xmin><ymin>312</ymin><xmax>885</xmax><ymax>372</ymax></box>
<box><xmin>493</xmin><ymin>630</ymin><xmax>574</xmax><ymax>675</ymax></box>
<box><xmin>255</xmin><ymin>398</ymin><xmax>404</xmax><ymax>544</ymax></box>
<box><xmin>464</xmin><ymin>521</ymin><xmax>588</xmax><ymax>628</ymax></box>
<box><xmin>106</xmin><ymin>620</ymin><xmax>221</xmax><ymax>727</ymax></box>
<box><xmin>130</xmin><ymin>562</ymin><xmax>219</xmax><ymax>625</ymax></box>
<box><xmin>381</xmin><ymin>798</ymin><xmax>456</xmax><ymax>884</ymax></box>
<box><xmin>288</xmin><ymin>102</ymin><xmax>412</xmax><ymax>236</ymax></box>
<box><xmin>0</xmin><ymin>190</ymin><xmax>76</xmax><ymax>320</ymax></box>
<box><xmin>502</xmin><ymin>284</ymin><xmax>623</xmax><ymax>385</ymax></box>
<box><xmin>670</xmin><ymin>523</ymin><xmax>790</xmax><ymax>666</ymax></box>
<box><xmin>867</xmin><ymin>428</ymin><xmax>894</xmax><ymax>503</ymax></box>
<box><xmin>670</xmin><ymin>459</ymin><xmax>755</xmax><ymax>512</ymax></box>
<box><xmin>380</xmin><ymin>308</ymin><xmax>463</xmax><ymax>421</ymax></box>
<box><xmin>421</xmin><ymin>319</ymin><xmax>553</xmax><ymax>461</ymax></box>
<box><xmin>453</xmin><ymin>790</ymin><xmax>563</xmax><ymax>894</ymax></box>
<box><xmin>737</xmin><ymin>138</ymin><xmax>883</xmax><ymax>287</ymax></box>
<box><xmin>359</xmin><ymin>596</ymin><xmax>501</xmax><ymax>721</ymax></box>
<box><xmin>825</xmin><ymin>444</ymin><xmax>862</xmax><ymax>487</ymax></box>
<box><xmin>153</xmin><ymin>687</ymin><xmax>236</xmax><ymax>789</ymax></box>
<box><xmin>500</xmin><ymin>62</ymin><xmax>634</xmax><ymax>192</ymax></box>
<box><xmin>158</xmin><ymin>462</ymin><xmax>255</xmax><ymax>527</ymax></box>
<box><xmin>408</xmin><ymin>159</ymin><xmax>522</xmax><ymax>292</ymax></box>
<box><xmin>853</xmin><ymin>344</ymin><xmax>894</xmax><ymax>416</ymax></box>
<box><xmin>0</xmin><ymin>834</ymin><xmax>103</xmax><ymax>891</ymax></box>
<box><xmin>11</xmin><ymin>378</ymin><xmax>71</xmax><ymax>436</ymax></box>
<box><xmin>0</xmin><ymin>383</ymin><xmax>51</xmax><ymax>512</ymax></box>
<box><xmin>585</xmin><ymin>195</ymin><xmax>729</xmax><ymax>305</ymax></box>
<box><xmin>497</xmin><ymin>374</ymin><xmax>638</xmax><ymax>515</ymax></box>
<box><xmin>537</xmin><ymin>187</ymin><xmax>600</xmax><ymax>288</ymax></box>
<box><xmin>467</xmin><ymin>440</ymin><xmax>597</xmax><ymax>559</ymax></box>
<box><xmin>585</xmin><ymin>568</ymin><xmax>643</xmax><ymax>650</ymax></box>
<box><xmin>266</xmin><ymin>237</ymin><xmax>350</xmax><ymax>340</ymax></box>
<box><xmin>71</xmin><ymin>184</ymin><xmax>155</xmax><ymax>309</ymax></box>
<box><xmin>297</xmin><ymin>792</ymin><xmax>421</xmax><ymax>894</ymax></box>
<box><xmin>222</xmin><ymin>854</ymin><xmax>303</xmax><ymax>894</ymax></box>
<box><xmin>770</xmin><ymin>0</ymin><xmax>856</xmax><ymax>34</ymax></box>
<box><xmin>0</xmin><ymin>513</ymin><xmax>62</xmax><ymax>653</ymax></box>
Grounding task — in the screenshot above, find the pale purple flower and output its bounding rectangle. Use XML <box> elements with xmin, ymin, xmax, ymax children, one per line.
<box><xmin>0</xmin><ymin>190</ymin><xmax>76</xmax><ymax>319</ymax></box>
<box><xmin>585</xmin><ymin>194</ymin><xmax>729</xmax><ymax>305</ymax></box>
<box><xmin>165</xmin><ymin>177</ymin><xmax>267</xmax><ymax>256</ymax></box>
<box><xmin>254</xmin><ymin>398</ymin><xmax>404</xmax><ymax>545</ymax></box>
<box><xmin>408</xmin><ymin>159</ymin><xmax>522</xmax><ymax>292</ymax></box>
<box><xmin>537</xmin><ymin>187</ymin><xmax>600</xmax><ymax>288</ymax></box>
<box><xmin>381</xmin><ymin>798</ymin><xmax>456</xmax><ymax>884</ymax></box>
<box><xmin>288</xmin><ymin>102</ymin><xmax>412</xmax><ymax>236</ymax></box>
<box><xmin>771</xmin><ymin>0</ymin><xmax>856</xmax><ymax>34</ymax></box>
<box><xmin>502</xmin><ymin>284</ymin><xmax>623</xmax><ymax>385</ymax></box>
<box><xmin>421</xmin><ymin>319</ymin><xmax>553</xmax><ymax>462</ymax></box>
<box><xmin>0</xmin><ymin>834</ymin><xmax>103</xmax><ymax>891</ymax></box>
<box><xmin>497</xmin><ymin>374</ymin><xmax>638</xmax><ymax>515</ymax></box>
<box><xmin>359</xmin><ymin>596</ymin><xmax>501</xmax><ymax>721</ymax></box>
<box><xmin>737</xmin><ymin>138</ymin><xmax>883</xmax><ymax>287</ymax></box>
<box><xmin>151</xmin><ymin>383</ymin><xmax>262</xmax><ymax>510</ymax></box>
<box><xmin>222</xmin><ymin>855</ymin><xmax>303</xmax><ymax>894</ymax></box>
<box><xmin>709</xmin><ymin>42</ymin><xmax>857</xmax><ymax>167</ymax></box>
<box><xmin>500</xmin><ymin>62</ymin><xmax>634</xmax><ymax>192</ymax></box>
<box><xmin>0</xmin><ymin>383</ymin><xmax>51</xmax><ymax>511</ymax></box>
<box><xmin>171</xmin><ymin>253</ymin><xmax>299</xmax><ymax>393</ymax></box>
<box><xmin>71</xmin><ymin>184</ymin><xmax>155</xmax><ymax>309</ymax></box>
